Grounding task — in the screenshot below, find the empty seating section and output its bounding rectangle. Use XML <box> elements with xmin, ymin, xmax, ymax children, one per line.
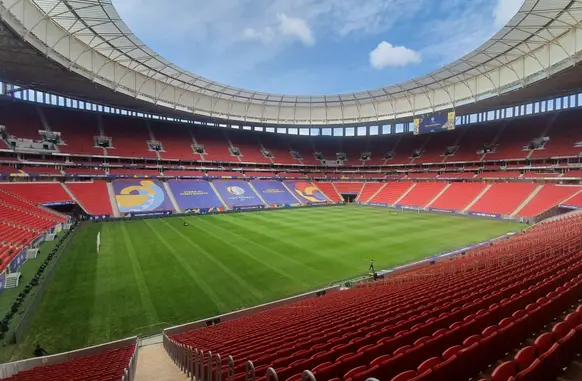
<box><xmin>261</xmin><ymin>135</ymin><xmax>297</xmax><ymax>165</ymax></box>
<box><xmin>0</xmin><ymin>183</ymin><xmax>71</xmax><ymax>205</ymax></box>
<box><xmin>207</xmin><ymin>171</ymin><xmax>243</xmax><ymax>177</ymax></box>
<box><xmin>389</xmin><ymin>135</ymin><xmax>425</xmax><ymax>165</ymax></box>
<box><xmin>397</xmin><ymin>182</ymin><xmax>446</xmax><ymax>208</ymax></box>
<box><xmin>357</xmin><ymin>183</ymin><xmax>385</xmax><ymax>202</ymax></box>
<box><xmin>448</xmin><ymin>124</ymin><xmax>500</xmax><ymax>162</ymax></box>
<box><xmin>0</xmin><ymin>165</ymin><xmax>20</xmax><ymax>175</ymax></box>
<box><xmin>64</xmin><ymin>167</ymin><xmax>105</xmax><ymax>176</ymax></box>
<box><xmin>245</xmin><ymin>172</ymin><xmax>277</xmax><ymax>177</ymax></box>
<box><xmin>517</xmin><ymin>185</ymin><xmax>582</xmax><ymax>217</ymax></box>
<box><xmin>416</xmin><ymin>129</ymin><xmax>462</xmax><ymax>163</ymax></box>
<box><xmin>0</xmin><ymin>102</ymin><xmax>42</xmax><ymax>140</ymax></box>
<box><xmin>564</xmin><ymin>170</ymin><xmax>582</xmax><ymax>178</ymax></box>
<box><xmin>152</xmin><ymin>123</ymin><xmax>198</xmax><ymax>160</ymax></box>
<box><xmin>429</xmin><ymin>183</ymin><xmax>487</xmax><ymax>211</ymax></box>
<box><xmin>531</xmin><ymin>113</ymin><xmax>582</xmax><ymax>158</ymax></box>
<box><xmin>438</xmin><ymin>172</ymin><xmax>475</xmax><ymax>179</ymax></box>
<box><xmin>477</xmin><ymin>171</ymin><xmax>522</xmax><ymax>179</ymax></box>
<box><xmin>43</xmin><ymin>108</ymin><xmax>105</xmax><ymax>155</ymax></box>
<box><xmin>229</xmin><ymin>135</ymin><xmax>271</xmax><ymax>164</ymax></box>
<box><xmin>102</xmin><ymin>116</ymin><xmax>156</xmax><ymax>158</ymax></box>
<box><xmin>485</xmin><ymin>118</ymin><xmax>547</xmax><ymax>161</ymax></box>
<box><xmin>20</xmin><ymin>166</ymin><xmax>62</xmax><ymax>175</ymax></box>
<box><xmin>194</xmin><ymin>129</ymin><xmax>235</xmax><ymax>162</ymax></box>
<box><xmin>5</xmin><ymin>345</ymin><xmax>135</xmax><ymax>381</ymax></box>
<box><xmin>407</xmin><ymin>173</ymin><xmax>437</xmax><ymax>180</ymax></box>
<box><xmin>561</xmin><ymin>191</ymin><xmax>582</xmax><ymax>208</ymax></box>
<box><xmin>169</xmin><ymin>214</ymin><xmax>582</xmax><ymax>381</ymax></box>
<box><xmin>369</xmin><ymin>182</ymin><xmax>413</xmax><ymax>204</ymax></box>
<box><xmin>522</xmin><ymin>172</ymin><xmax>560</xmax><ymax>178</ymax></box>
<box><xmin>0</xmin><ymin>191</ymin><xmax>65</xmax><ymax>230</ymax></box>
<box><xmin>315</xmin><ymin>183</ymin><xmax>342</xmax><ymax>202</ymax></box>
<box><xmin>469</xmin><ymin>183</ymin><xmax>538</xmax><ymax>215</ymax></box>
<box><xmin>66</xmin><ymin>182</ymin><xmax>113</xmax><ymax>215</ymax></box>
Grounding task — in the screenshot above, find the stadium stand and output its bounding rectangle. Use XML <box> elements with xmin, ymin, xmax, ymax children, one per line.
<box><xmin>20</xmin><ymin>166</ymin><xmax>62</xmax><ymax>176</ymax></box>
<box><xmin>0</xmin><ymin>165</ymin><xmax>21</xmax><ymax>175</ymax></box>
<box><xmin>397</xmin><ymin>182</ymin><xmax>447</xmax><ymax>208</ymax></box>
<box><xmin>63</xmin><ymin>167</ymin><xmax>106</xmax><ymax>176</ymax></box>
<box><xmin>530</xmin><ymin>112</ymin><xmax>582</xmax><ymax>159</ymax></box>
<box><xmin>207</xmin><ymin>171</ymin><xmax>243</xmax><ymax>177</ymax></box>
<box><xmin>446</xmin><ymin>124</ymin><xmax>501</xmax><ymax>162</ymax></box>
<box><xmin>437</xmin><ymin>172</ymin><xmax>475</xmax><ymax>179</ymax></box>
<box><xmin>194</xmin><ymin>129</ymin><xmax>236</xmax><ymax>162</ymax></box>
<box><xmin>229</xmin><ymin>134</ymin><xmax>272</xmax><ymax>164</ymax></box>
<box><xmin>517</xmin><ymin>185</ymin><xmax>582</xmax><ymax>218</ymax></box>
<box><xmin>167</xmin><ymin>213</ymin><xmax>582</xmax><ymax>381</ymax></box>
<box><xmin>429</xmin><ymin>182</ymin><xmax>488</xmax><ymax>212</ymax></box>
<box><xmin>0</xmin><ymin>183</ymin><xmax>72</xmax><ymax>205</ymax></box>
<box><xmin>152</xmin><ymin>122</ymin><xmax>198</xmax><ymax>161</ymax></box>
<box><xmin>102</xmin><ymin>116</ymin><xmax>157</xmax><ymax>158</ymax></box>
<box><xmin>469</xmin><ymin>183</ymin><xmax>539</xmax><ymax>216</ymax></box>
<box><xmin>561</xmin><ymin>192</ymin><xmax>582</xmax><ymax>208</ymax></box>
<box><xmin>109</xmin><ymin>168</ymin><xmax>160</xmax><ymax>177</ymax></box>
<box><xmin>477</xmin><ymin>171</ymin><xmax>522</xmax><ymax>179</ymax></box>
<box><xmin>484</xmin><ymin>118</ymin><xmax>548</xmax><ymax>161</ymax></box>
<box><xmin>3</xmin><ymin>344</ymin><xmax>136</xmax><ymax>381</ymax></box>
<box><xmin>65</xmin><ymin>182</ymin><xmax>113</xmax><ymax>215</ymax></box>
<box><xmin>315</xmin><ymin>183</ymin><xmax>342</xmax><ymax>202</ymax></box>
<box><xmin>357</xmin><ymin>183</ymin><xmax>385</xmax><ymax>203</ymax></box>
<box><xmin>164</xmin><ymin>169</ymin><xmax>206</xmax><ymax>177</ymax></box>
<box><xmin>43</xmin><ymin>108</ymin><xmax>105</xmax><ymax>156</ymax></box>
<box><xmin>369</xmin><ymin>182</ymin><xmax>413</xmax><ymax>205</ymax></box>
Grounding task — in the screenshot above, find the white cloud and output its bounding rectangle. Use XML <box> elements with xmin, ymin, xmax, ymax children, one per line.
<box><xmin>494</xmin><ymin>0</ymin><xmax>525</xmax><ymax>28</ymax></box>
<box><xmin>369</xmin><ymin>41</ymin><xmax>421</xmax><ymax>69</ymax></box>
<box><xmin>243</xmin><ymin>27</ymin><xmax>275</xmax><ymax>44</ymax></box>
<box><xmin>276</xmin><ymin>14</ymin><xmax>315</xmax><ymax>46</ymax></box>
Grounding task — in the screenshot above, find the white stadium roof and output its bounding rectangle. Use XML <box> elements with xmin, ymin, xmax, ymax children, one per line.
<box><xmin>1</xmin><ymin>0</ymin><xmax>582</xmax><ymax>124</ymax></box>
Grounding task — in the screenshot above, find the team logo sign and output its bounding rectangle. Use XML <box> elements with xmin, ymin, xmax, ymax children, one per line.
<box><xmin>115</xmin><ymin>180</ymin><xmax>166</xmax><ymax>213</ymax></box>
<box><xmin>294</xmin><ymin>181</ymin><xmax>325</xmax><ymax>203</ymax></box>
<box><xmin>227</xmin><ymin>186</ymin><xmax>245</xmax><ymax>196</ymax></box>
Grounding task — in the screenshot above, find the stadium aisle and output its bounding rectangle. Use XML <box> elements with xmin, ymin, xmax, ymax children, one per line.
<box><xmin>135</xmin><ymin>343</ymin><xmax>188</xmax><ymax>381</ymax></box>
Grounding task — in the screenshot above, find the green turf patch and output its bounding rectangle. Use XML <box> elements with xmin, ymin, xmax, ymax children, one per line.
<box><xmin>5</xmin><ymin>206</ymin><xmax>526</xmax><ymax>360</ymax></box>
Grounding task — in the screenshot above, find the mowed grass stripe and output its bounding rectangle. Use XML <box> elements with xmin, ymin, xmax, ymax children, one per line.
<box><xmin>158</xmin><ymin>219</ymin><xmax>264</xmax><ymax>300</ymax></box>
<box><xmin>120</xmin><ymin>223</ymin><xmax>160</xmax><ymax>326</ymax></box>
<box><xmin>9</xmin><ymin>207</ymin><xmax>526</xmax><ymax>359</ymax></box>
<box><xmin>187</xmin><ymin>217</ymin><xmax>310</xmax><ymax>288</ymax></box>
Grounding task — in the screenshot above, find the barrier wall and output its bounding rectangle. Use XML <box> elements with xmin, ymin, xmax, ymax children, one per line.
<box><xmin>112</xmin><ymin>179</ymin><xmax>174</xmax><ymax>215</ymax></box>
<box><xmin>284</xmin><ymin>181</ymin><xmax>327</xmax><ymax>203</ymax></box>
<box><xmin>213</xmin><ymin>181</ymin><xmax>263</xmax><ymax>208</ymax></box>
<box><xmin>168</xmin><ymin>180</ymin><xmax>224</xmax><ymax>210</ymax></box>
<box><xmin>250</xmin><ymin>181</ymin><xmax>298</xmax><ymax>205</ymax></box>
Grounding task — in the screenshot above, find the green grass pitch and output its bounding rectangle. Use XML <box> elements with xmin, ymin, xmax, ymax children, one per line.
<box><xmin>8</xmin><ymin>206</ymin><xmax>525</xmax><ymax>360</ymax></box>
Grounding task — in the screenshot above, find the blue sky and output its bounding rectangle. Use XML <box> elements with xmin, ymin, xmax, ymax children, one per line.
<box><xmin>114</xmin><ymin>0</ymin><xmax>524</xmax><ymax>95</ymax></box>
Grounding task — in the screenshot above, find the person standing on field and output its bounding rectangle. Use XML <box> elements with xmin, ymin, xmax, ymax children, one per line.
<box><xmin>369</xmin><ymin>259</ymin><xmax>375</xmax><ymax>273</ymax></box>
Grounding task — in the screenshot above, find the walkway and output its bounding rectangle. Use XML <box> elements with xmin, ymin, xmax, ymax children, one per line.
<box><xmin>135</xmin><ymin>343</ymin><xmax>189</xmax><ymax>381</ymax></box>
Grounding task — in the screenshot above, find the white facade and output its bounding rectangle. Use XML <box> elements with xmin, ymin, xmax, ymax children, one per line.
<box><xmin>1</xmin><ymin>0</ymin><xmax>581</xmax><ymax>125</ymax></box>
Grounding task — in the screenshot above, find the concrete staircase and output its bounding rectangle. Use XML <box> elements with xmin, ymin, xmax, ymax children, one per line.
<box><xmin>463</xmin><ymin>184</ymin><xmax>493</xmax><ymax>212</ymax></box>
<box><xmin>393</xmin><ymin>183</ymin><xmax>416</xmax><ymax>206</ymax></box>
<box><xmin>163</xmin><ymin>182</ymin><xmax>182</xmax><ymax>213</ymax></box>
<box><xmin>425</xmin><ymin>183</ymin><xmax>451</xmax><ymax>208</ymax></box>
<box><xmin>105</xmin><ymin>182</ymin><xmax>121</xmax><ymax>217</ymax></box>
<box><xmin>511</xmin><ymin>184</ymin><xmax>544</xmax><ymax>217</ymax></box>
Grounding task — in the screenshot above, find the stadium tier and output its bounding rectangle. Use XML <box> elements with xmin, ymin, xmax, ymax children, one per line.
<box><xmin>397</xmin><ymin>182</ymin><xmax>447</xmax><ymax>208</ymax></box>
<box><xmin>65</xmin><ymin>182</ymin><xmax>113</xmax><ymax>216</ymax></box>
<box><xmin>315</xmin><ymin>182</ymin><xmax>342</xmax><ymax>202</ymax></box>
<box><xmin>468</xmin><ymin>183</ymin><xmax>539</xmax><ymax>216</ymax></box>
<box><xmin>369</xmin><ymin>182</ymin><xmax>414</xmax><ymax>205</ymax></box>
<box><xmin>356</xmin><ymin>183</ymin><xmax>385</xmax><ymax>203</ymax></box>
<box><xmin>166</xmin><ymin>213</ymin><xmax>582</xmax><ymax>381</ymax></box>
<box><xmin>517</xmin><ymin>185</ymin><xmax>582</xmax><ymax>218</ymax></box>
<box><xmin>428</xmin><ymin>182</ymin><xmax>488</xmax><ymax>212</ymax></box>
<box><xmin>3</xmin><ymin>344</ymin><xmax>136</xmax><ymax>381</ymax></box>
<box><xmin>0</xmin><ymin>183</ymin><xmax>72</xmax><ymax>205</ymax></box>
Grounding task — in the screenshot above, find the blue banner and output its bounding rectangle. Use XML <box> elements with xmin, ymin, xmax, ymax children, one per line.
<box><xmin>467</xmin><ymin>211</ymin><xmax>502</xmax><ymax>219</ymax></box>
<box><xmin>9</xmin><ymin>250</ymin><xmax>27</xmax><ymax>273</ymax></box>
<box><xmin>560</xmin><ymin>204</ymin><xmax>582</xmax><ymax>210</ymax></box>
<box><xmin>414</xmin><ymin>112</ymin><xmax>456</xmax><ymax>135</ymax></box>
<box><xmin>428</xmin><ymin>208</ymin><xmax>455</xmax><ymax>214</ymax></box>
<box><xmin>42</xmin><ymin>201</ymin><xmax>75</xmax><ymax>206</ymax></box>
<box><xmin>169</xmin><ymin>180</ymin><xmax>225</xmax><ymax>210</ymax></box>
<box><xmin>0</xmin><ymin>272</ymin><xmax>4</xmax><ymax>296</ymax></box>
<box><xmin>233</xmin><ymin>205</ymin><xmax>265</xmax><ymax>211</ymax></box>
<box><xmin>128</xmin><ymin>210</ymin><xmax>173</xmax><ymax>217</ymax></box>
<box><xmin>113</xmin><ymin>179</ymin><xmax>174</xmax><ymax>214</ymax></box>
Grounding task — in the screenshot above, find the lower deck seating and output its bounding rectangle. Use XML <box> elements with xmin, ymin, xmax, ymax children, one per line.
<box><xmin>369</xmin><ymin>182</ymin><xmax>413</xmax><ymax>205</ymax></box>
<box><xmin>168</xmin><ymin>214</ymin><xmax>582</xmax><ymax>381</ymax></box>
<box><xmin>562</xmin><ymin>191</ymin><xmax>582</xmax><ymax>208</ymax></box>
<box><xmin>65</xmin><ymin>182</ymin><xmax>113</xmax><ymax>215</ymax></box>
<box><xmin>469</xmin><ymin>183</ymin><xmax>538</xmax><ymax>216</ymax></box>
<box><xmin>429</xmin><ymin>182</ymin><xmax>487</xmax><ymax>211</ymax></box>
<box><xmin>315</xmin><ymin>183</ymin><xmax>342</xmax><ymax>202</ymax></box>
<box><xmin>5</xmin><ymin>345</ymin><xmax>135</xmax><ymax>381</ymax></box>
<box><xmin>357</xmin><ymin>183</ymin><xmax>385</xmax><ymax>202</ymax></box>
<box><xmin>517</xmin><ymin>185</ymin><xmax>582</xmax><ymax>217</ymax></box>
<box><xmin>0</xmin><ymin>183</ymin><xmax>72</xmax><ymax>205</ymax></box>
<box><xmin>397</xmin><ymin>182</ymin><xmax>446</xmax><ymax>208</ymax></box>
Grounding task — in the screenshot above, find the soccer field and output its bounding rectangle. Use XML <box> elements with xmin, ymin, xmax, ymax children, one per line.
<box><xmin>11</xmin><ymin>206</ymin><xmax>525</xmax><ymax>359</ymax></box>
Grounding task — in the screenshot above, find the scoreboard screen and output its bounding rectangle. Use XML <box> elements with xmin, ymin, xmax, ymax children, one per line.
<box><xmin>414</xmin><ymin>112</ymin><xmax>456</xmax><ymax>135</ymax></box>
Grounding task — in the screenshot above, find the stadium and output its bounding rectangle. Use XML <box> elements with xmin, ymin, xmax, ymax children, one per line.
<box><xmin>0</xmin><ymin>0</ymin><xmax>582</xmax><ymax>380</ymax></box>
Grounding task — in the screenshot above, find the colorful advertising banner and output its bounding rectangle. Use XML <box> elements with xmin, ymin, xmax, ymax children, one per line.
<box><xmin>414</xmin><ymin>112</ymin><xmax>456</xmax><ymax>135</ymax></box>
<box><xmin>112</xmin><ymin>179</ymin><xmax>174</xmax><ymax>214</ymax></box>
<box><xmin>467</xmin><ymin>211</ymin><xmax>502</xmax><ymax>219</ymax></box>
<box><xmin>213</xmin><ymin>181</ymin><xmax>263</xmax><ymax>208</ymax></box>
<box><xmin>250</xmin><ymin>181</ymin><xmax>298</xmax><ymax>205</ymax></box>
<box><xmin>284</xmin><ymin>181</ymin><xmax>327</xmax><ymax>204</ymax></box>
<box><xmin>169</xmin><ymin>180</ymin><xmax>225</xmax><ymax>210</ymax></box>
